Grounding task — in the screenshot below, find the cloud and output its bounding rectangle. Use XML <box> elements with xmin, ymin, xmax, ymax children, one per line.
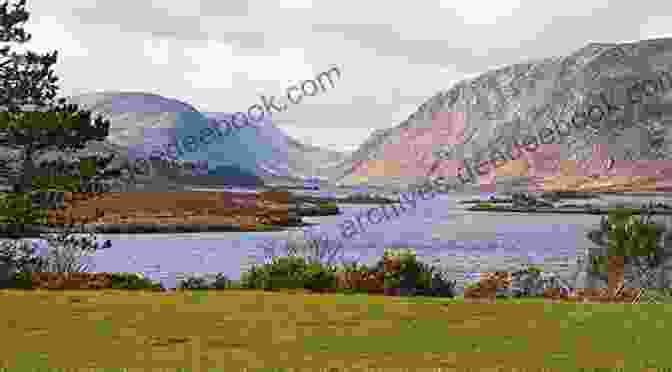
<box><xmin>12</xmin><ymin>0</ymin><xmax>672</xmax><ymax>153</ymax></box>
<box><xmin>13</xmin><ymin>15</ymin><xmax>89</xmax><ymax>58</ymax></box>
<box><xmin>278</xmin><ymin>0</ymin><xmax>314</xmax><ymax>10</ymax></box>
<box><xmin>440</xmin><ymin>0</ymin><xmax>522</xmax><ymax>25</ymax></box>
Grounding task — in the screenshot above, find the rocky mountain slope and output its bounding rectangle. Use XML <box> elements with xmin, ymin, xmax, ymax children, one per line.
<box><xmin>331</xmin><ymin>38</ymin><xmax>672</xmax><ymax>192</ymax></box>
<box><xmin>0</xmin><ymin>91</ymin><xmax>345</xmax><ymax>190</ymax></box>
<box><xmin>199</xmin><ymin>111</ymin><xmax>345</xmax><ymax>183</ymax></box>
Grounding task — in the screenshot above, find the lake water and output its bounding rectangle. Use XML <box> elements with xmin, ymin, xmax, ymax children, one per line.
<box><xmin>25</xmin><ymin>191</ymin><xmax>672</xmax><ymax>291</ymax></box>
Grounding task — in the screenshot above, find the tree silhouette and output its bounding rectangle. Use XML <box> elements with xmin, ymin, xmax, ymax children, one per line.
<box><xmin>0</xmin><ymin>0</ymin><xmax>112</xmax><ymax>238</ymax></box>
<box><xmin>0</xmin><ymin>0</ymin><xmax>110</xmax><ymax>195</ymax></box>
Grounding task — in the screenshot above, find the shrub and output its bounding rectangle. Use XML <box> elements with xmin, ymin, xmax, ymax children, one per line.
<box><xmin>178</xmin><ymin>276</ymin><xmax>211</xmax><ymax>290</ymax></box>
<box><xmin>240</xmin><ymin>264</ymin><xmax>268</xmax><ymax>290</ymax></box>
<box><xmin>8</xmin><ymin>271</ymin><xmax>33</xmax><ymax>289</ymax></box>
<box><xmin>0</xmin><ymin>239</ymin><xmax>49</xmax><ymax>277</ymax></box>
<box><xmin>414</xmin><ymin>262</ymin><xmax>457</xmax><ymax>298</ymax></box>
<box><xmin>36</xmin><ymin>233</ymin><xmax>108</xmax><ymax>273</ymax></box>
<box><xmin>255</xmin><ymin>228</ymin><xmax>347</xmax><ymax>270</ymax></box>
<box><xmin>178</xmin><ymin>273</ymin><xmax>233</xmax><ymax>290</ymax></box>
<box><xmin>318</xmin><ymin>202</ymin><xmax>338</xmax><ymax>210</ymax></box>
<box><xmin>109</xmin><ymin>272</ymin><xmax>164</xmax><ymax>290</ymax></box>
<box><xmin>476</xmin><ymin>202</ymin><xmax>497</xmax><ymax>209</ymax></box>
<box><xmin>590</xmin><ymin>255</ymin><xmax>608</xmax><ymax>274</ymax></box>
<box><xmin>240</xmin><ymin>256</ymin><xmax>337</xmax><ymax>291</ymax></box>
<box><xmin>249</xmin><ymin>238</ymin><xmax>457</xmax><ymax>296</ymax></box>
<box><xmin>526</xmin><ymin>265</ymin><xmax>543</xmax><ymax>274</ymax></box>
<box><xmin>302</xmin><ymin>261</ymin><xmax>338</xmax><ymax>292</ymax></box>
<box><xmin>0</xmin><ymin>192</ymin><xmax>49</xmax><ymax>227</ymax></box>
<box><xmin>0</xmin><ymin>232</ymin><xmax>111</xmax><ymax>277</ymax></box>
<box><xmin>377</xmin><ymin>248</ymin><xmax>456</xmax><ymax>297</ymax></box>
<box><xmin>381</xmin><ymin>248</ymin><xmax>420</xmax><ymax>290</ymax></box>
<box><xmin>265</xmin><ymin>256</ymin><xmax>310</xmax><ymax>290</ymax></box>
<box><xmin>32</xmin><ymin>174</ymin><xmax>81</xmax><ymax>193</ymax></box>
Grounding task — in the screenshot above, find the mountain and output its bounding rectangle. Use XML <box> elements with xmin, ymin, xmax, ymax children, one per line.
<box><xmin>205</xmin><ymin>165</ymin><xmax>265</xmax><ymax>187</ymax></box>
<box><xmin>200</xmin><ymin>112</ymin><xmax>345</xmax><ymax>183</ymax></box>
<box><xmin>27</xmin><ymin>91</ymin><xmax>348</xmax><ymax>189</ymax></box>
<box><xmin>197</xmin><ymin>111</ymin><xmax>345</xmax><ymax>183</ymax></box>
<box><xmin>330</xmin><ymin>37</ymin><xmax>672</xmax><ymax>192</ymax></box>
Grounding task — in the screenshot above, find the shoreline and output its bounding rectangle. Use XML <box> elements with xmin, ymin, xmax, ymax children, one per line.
<box><xmin>466</xmin><ymin>206</ymin><xmax>672</xmax><ymax>215</ymax></box>
<box><xmin>0</xmin><ymin>220</ymin><xmax>317</xmax><ymax>237</ymax></box>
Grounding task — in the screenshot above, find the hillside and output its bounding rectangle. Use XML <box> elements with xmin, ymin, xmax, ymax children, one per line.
<box><xmin>331</xmin><ymin>38</ymin><xmax>672</xmax><ymax>192</ymax></box>
<box><xmin>3</xmin><ymin>91</ymin><xmax>347</xmax><ymax>190</ymax></box>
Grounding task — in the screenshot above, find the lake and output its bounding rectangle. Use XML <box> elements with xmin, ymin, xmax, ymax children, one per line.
<box><xmin>25</xmin><ymin>191</ymin><xmax>672</xmax><ymax>292</ymax></box>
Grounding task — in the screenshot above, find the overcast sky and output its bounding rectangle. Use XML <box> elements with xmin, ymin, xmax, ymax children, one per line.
<box><xmin>12</xmin><ymin>0</ymin><xmax>672</xmax><ymax>152</ymax></box>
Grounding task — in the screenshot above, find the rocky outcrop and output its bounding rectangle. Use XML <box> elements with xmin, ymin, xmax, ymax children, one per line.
<box><xmin>332</xmin><ymin>38</ymin><xmax>672</xmax><ymax>192</ymax></box>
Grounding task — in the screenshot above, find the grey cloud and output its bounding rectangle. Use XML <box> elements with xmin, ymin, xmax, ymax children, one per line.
<box><xmin>70</xmin><ymin>5</ymin><xmax>206</xmax><ymax>40</ymax></box>
<box><xmin>214</xmin><ymin>32</ymin><xmax>268</xmax><ymax>50</ymax></box>
<box><xmin>68</xmin><ymin>1</ymin><xmax>254</xmax><ymax>45</ymax></box>
<box><xmin>20</xmin><ymin>0</ymin><xmax>672</xmax><ymax>153</ymax></box>
<box><xmin>309</xmin><ymin>2</ymin><xmax>658</xmax><ymax>74</ymax></box>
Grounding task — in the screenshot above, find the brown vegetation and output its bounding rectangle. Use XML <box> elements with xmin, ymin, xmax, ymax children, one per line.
<box><xmin>463</xmin><ymin>271</ymin><xmax>512</xmax><ymax>300</ymax></box>
<box><xmin>20</xmin><ymin>272</ymin><xmax>115</xmax><ymax>290</ymax></box>
<box><xmin>335</xmin><ymin>270</ymin><xmax>385</xmax><ymax>294</ymax></box>
<box><xmin>45</xmin><ymin>191</ymin><xmax>296</xmax><ymax>229</ymax></box>
<box><xmin>2</xmin><ymin>289</ymin><xmax>666</xmax><ymax>370</ymax></box>
<box><xmin>463</xmin><ymin>270</ymin><xmax>642</xmax><ymax>303</ymax></box>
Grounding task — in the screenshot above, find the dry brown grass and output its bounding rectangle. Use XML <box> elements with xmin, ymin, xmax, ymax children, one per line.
<box><xmin>0</xmin><ymin>289</ymin><xmax>670</xmax><ymax>370</ymax></box>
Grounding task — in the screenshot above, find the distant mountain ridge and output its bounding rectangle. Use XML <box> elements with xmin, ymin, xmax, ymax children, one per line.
<box><xmin>33</xmin><ymin>92</ymin><xmax>349</xmax><ymax>189</ymax></box>
<box><xmin>332</xmin><ymin>37</ymin><xmax>672</xmax><ymax>192</ymax></box>
<box><xmin>6</xmin><ymin>37</ymin><xmax>672</xmax><ymax>193</ymax></box>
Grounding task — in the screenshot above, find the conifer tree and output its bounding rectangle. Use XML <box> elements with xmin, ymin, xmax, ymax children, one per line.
<box><xmin>0</xmin><ymin>0</ymin><xmax>111</xmax><ymax>238</ymax></box>
<box><xmin>0</xmin><ymin>0</ymin><xmax>110</xmax><ymax>194</ymax></box>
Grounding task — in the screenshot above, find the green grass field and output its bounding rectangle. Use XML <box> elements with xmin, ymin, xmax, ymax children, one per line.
<box><xmin>1</xmin><ymin>289</ymin><xmax>671</xmax><ymax>371</ymax></box>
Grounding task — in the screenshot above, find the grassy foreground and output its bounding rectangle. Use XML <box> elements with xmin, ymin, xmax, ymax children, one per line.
<box><xmin>0</xmin><ymin>289</ymin><xmax>670</xmax><ymax>371</ymax></box>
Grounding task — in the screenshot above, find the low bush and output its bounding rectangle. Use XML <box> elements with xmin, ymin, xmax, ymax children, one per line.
<box><xmin>240</xmin><ymin>256</ymin><xmax>337</xmax><ymax>291</ymax></box>
<box><xmin>178</xmin><ymin>273</ymin><xmax>236</xmax><ymax>290</ymax></box>
<box><xmin>108</xmin><ymin>272</ymin><xmax>164</xmax><ymax>290</ymax></box>
<box><xmin>526</xmin><ymin>265</ymin><xmax>543</xmax><ymax>274</ymax></box>
<box><xmin>3</xmin><ymin>271</ymin><xmax>164</xmax><ymax>290</ymax></box>
<box><xmin>8</xmin><ymin>271</ymin><xmax>33</xmax><ymax>289</ymax></box>
<box><xmin>245</xmin><ymin>240</ymin><xmax>457</xmax><ymax>297</ymax></box>
<box><xmin>318</xmin><ymin>202</ymin><xmax>339</xmax><ymax>210</ymax></box>
<box><xmin>302</xmin><ymin>261</ymin><xmax>338</xmax><ymax>292</ymax></box>
<box><xmin>413</xmin><ymin>262</ymin><xmax>457</xmax><ymax>298</ymax></box>
<box><xmin>381</xmin><ymin>249</ymin><xmax>422</xmax><ymax>295</ymax></box>
<box><xmin>349</xmin><ymin>248</ymin><xmax>457</xmax><ymax>298</ymax></box>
